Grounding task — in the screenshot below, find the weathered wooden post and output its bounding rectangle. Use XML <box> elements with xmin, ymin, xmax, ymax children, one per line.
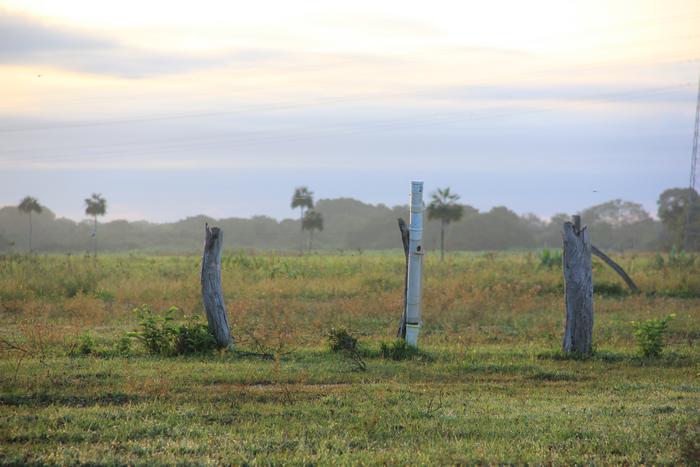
<box><xmin>201</xmin><ymin>223</ymin><xmax>232</xmax><ymax>348</ymax></box>
<box><xmin>562</xmin><ymin>215</ymin><xmax>593</xmax><ymax>355</ymax></box>
<box><xmin>396</xmin><ymin>218</ymin><xmax>410</xmax><ymax>338</ymax></box>
<box><xmin>405</xmin><ymin>181</ymin><xmax>425</xmax><ymax>347</ymax></box>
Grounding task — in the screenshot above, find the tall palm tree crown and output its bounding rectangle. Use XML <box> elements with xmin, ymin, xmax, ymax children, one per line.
<box><xmin>18</xmin><ymin>196</ymin><xmax>42</xmax><ymax>216</ymax></box>
<box><xmin>427</xmin><ymin>188</ymin><xmax>463</xmax><ymax>224</ymax></box>
<box><xmin>291</xmin><ymin>187</ymin><xmax>314</xmax><ymax>213</ymax></box>
<box><xmin>85</xmin><ymin>193</ymin><xmax>107</xmax><ymax>218</ymax></box>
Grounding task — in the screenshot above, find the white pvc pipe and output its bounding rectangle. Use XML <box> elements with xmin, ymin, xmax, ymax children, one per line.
<box><xmin>405</xmin><ymin>181</ymin><xmax>424</xmax><ymax>347</ymax></box>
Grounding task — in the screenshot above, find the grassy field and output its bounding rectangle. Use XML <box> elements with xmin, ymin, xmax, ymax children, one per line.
<box><xmin>1</xmin><ymin>251</ymin><xmax>699</xmax><ymax>464</ymax></box>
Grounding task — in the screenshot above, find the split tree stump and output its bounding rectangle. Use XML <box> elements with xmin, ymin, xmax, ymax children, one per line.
<box><xmin>201</xmin><ymin>223</ymin><xmax>232</xmax><ymax>348</ymax></box>
<box><xmin>562</xmin><ymin>218</ymin><xmax>593</xmax><ymax>355</ymax></box>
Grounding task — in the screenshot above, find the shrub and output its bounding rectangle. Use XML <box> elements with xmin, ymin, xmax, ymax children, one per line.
<box><xmin>131</xmin><ymin>304</ymin><xmax>217</xmax><ymax>356</ymax></box>
<box><xmin>173</xmin><ymin>317</ymin><xmax>217</xmax><ymax>355</ymax></box>
<box><xmin>327</xmin><ymin>327</ymin><xmax>358</xmax><ymax>353</ymax></box>
<box><xmin>75</xmin><ymin>332</ymin><xmax>94</xmax><ymax>355</ymax></box>
<box><xmin>131</xmin><ymin>304</ymin><xmax>177</xmax><ymax>355</ymax></box>
<box><xmin>631</xmin><ymin>314</ymin><xmax>675</xmax><ymax>358</ymax></box>
<box><xmin>327</xmin><ymin>327</ymin><xmax>365</xmax><ymax>371</ymax></box>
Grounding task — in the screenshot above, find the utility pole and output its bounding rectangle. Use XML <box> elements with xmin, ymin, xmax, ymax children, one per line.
<box><xmin>683</xmin><ymin>72</ymin><xmax>700</xmax><ymax>250</ymax></box>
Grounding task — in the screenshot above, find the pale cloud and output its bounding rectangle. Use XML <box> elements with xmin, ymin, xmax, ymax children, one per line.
<box><xmin>0</xmin><ymin>9</ymin><xmax>292</xmax><ymax>78</ymax></box>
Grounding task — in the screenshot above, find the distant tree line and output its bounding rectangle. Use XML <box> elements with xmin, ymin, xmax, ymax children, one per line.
<box><xmin>0</xmin><ymin>187</ymin><xmax>697</xmax><ymax>254</ymax></box>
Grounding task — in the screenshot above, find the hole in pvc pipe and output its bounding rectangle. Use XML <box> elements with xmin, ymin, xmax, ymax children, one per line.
<box><xmin>417</xmin><ymin>245</ymin><xmax>421</xmax><ymax>252</ymax></box>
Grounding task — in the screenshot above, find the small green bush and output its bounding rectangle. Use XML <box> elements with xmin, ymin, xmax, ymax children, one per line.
<box><xmin>327</xmin><ymin>327</ymin><xmax>365</xmax><ymax>371</ymax></box>
<box><xmin>131</xmin><ymin>304</ymin><xmax>177</xmax><ymax>355</ymax></box>
<box><xmin>327</xmin><ymin>327</ymin><xmax>358</xmax><ymax>353</ymax></box>
<box><xmin>173</xmin><ymin>317</ymin><xmax>217</xmax><ymax>355</ymax></box>
<box><xmin>130</xmin><ymin>304</ymin><xmax>217</xmax><ymax>356</ymax></box>
<box><xmin>75</xmin><ymin>332</ymin><xmax>94</xmax><ymax>355</ymax></box>
<box><xmin>631</xmin><ymin>314</ymin><xmax>675</xmax><ymax>358</ymax></box>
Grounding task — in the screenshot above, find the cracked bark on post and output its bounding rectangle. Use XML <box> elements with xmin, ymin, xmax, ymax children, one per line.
<box><xmin>562</xmin><ymin>220</ymin><xmax>593</xmax><ymax>355</ymax></box>
<box><xmin>201</xmin><ymin>223</ymin><xmax>232</xmax><ymax>348</ymax></box>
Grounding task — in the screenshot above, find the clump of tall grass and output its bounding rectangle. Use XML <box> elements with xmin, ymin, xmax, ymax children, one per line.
<box><xmin>379</xmin><ymin>339</ymin><xmax>430</xmax><ymax>361</ymax></box>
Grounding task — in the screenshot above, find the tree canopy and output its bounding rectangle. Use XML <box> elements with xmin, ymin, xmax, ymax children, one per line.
<box><xmin>84</xmin><ymin>193</ymin><xmax>107</xmax><ymax>218</ymax></box>
<box><xmin>427</xmin><ymin>187</ymin><xmax>464</xmax><ymax>225</ymax></box>
<box><xmin>291</xmin><ymin>187</ymin><xmax>314</xmax><ymax>211</ymax></box>
<box><xmin>302</xmin><ymin>209</ymin><xmax>324</xmax><ymax>233</ymax></box>
<box><xmin>657</xmin><ymin>187</ymin><xmax>700</xmax><ymax>249</ymax></box>
<box><xmin>18</xmin><ymin>196</ymin><xmax>42</xmax><ymax>215</ymax></box>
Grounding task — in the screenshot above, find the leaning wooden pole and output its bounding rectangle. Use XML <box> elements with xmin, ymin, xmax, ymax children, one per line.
<box><xmin>591</xmin><ymin>245</ymin><xmax>640</xmax><ymax>294</ymax></box>
<box><xmin>396</xmin><ymin>217</ymin><xmax>410</xmax><ymax>338</ymax></box>
<box><xmin>562</xmin><ymin>215</ymin><xmax>593</xmax><ymax>355</ymax></box>
<box><xmin>201</xmin><ymin>223</ymin><xmax>232</xmax><ymax>348</ymax></box>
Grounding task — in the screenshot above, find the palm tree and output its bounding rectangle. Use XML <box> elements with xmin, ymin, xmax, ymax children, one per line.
<box><xmin>291</xmin><ymin>186</ymin><xmax>314</xmax><ymax>252</ymax></box>
<box><xmin>84</xmin><ymin>193</ymin><xmax>107</xmax><ymax>257</ymax></box>
<box><xmin>302</xmin><ymin>209</ymin><xmax>323</xmax><ymax>252</ymax></box>
<box><xmin>291</xmin><ymin>186</ymin><xmax>314</xmax><ymax>224</ymax></box>
<box><xmin>427</xmin><ymin>187</ymin><xmax>464</xmax><ymax>261</ymax></box>
<box><xmin>17</xmin><ymin>196</ymin><xmax>42</xmax><ymax>253</ymax></box>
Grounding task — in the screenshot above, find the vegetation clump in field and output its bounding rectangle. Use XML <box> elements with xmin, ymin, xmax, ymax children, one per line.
<box><xmin>631</xmin><ymin>314</ymin><xmax>675</xmax><ymax>358</ymax></box>
<box><xmin>327</xmin><ymin>327</ymin><xmax>358</xmax><ymax>352</ymax></box>
<box><xmin>539</xmin><ymin>248</ymin><xmax>562</xmax><ymax>269</ymax></box>
<box><xmin>327</xmin><ymin>327</ymin><xmax>366</xmax><ymax>371</ymax></box>
<box><xmin>130</xmin><ymin>304</ymin><xmax>217</xmax><ymax>356</ymax></box>
<box><xmin>380</xmin><ymin>339</ymin><xmax>429</xmax><ymax>361</ymax></box>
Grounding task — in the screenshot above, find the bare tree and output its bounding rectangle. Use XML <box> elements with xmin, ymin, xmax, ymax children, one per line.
<box><xmin>84</xmin><ymin>193</ymin><xmax>107</xmax><ymax>257</ymax></box>
<box><xmin>17</xmin><ymin>196</ymin><xmax>42</xmax><ymax>253</ymax></box>
<box><xmin>427</xmin><ymin>187</ymin><xmax>464</xmax><ymax>261</ymax></box>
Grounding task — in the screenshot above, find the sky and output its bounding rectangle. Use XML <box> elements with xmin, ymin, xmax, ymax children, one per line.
<box><xmin>0</xmin><ymin>0</ymin><xmax>698</xmax><ymax>222</ymax></box>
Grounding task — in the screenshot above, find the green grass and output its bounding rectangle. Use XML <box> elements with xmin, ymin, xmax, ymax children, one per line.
<box><xmin>1</xmin><ymin>252</ymin><xmax>699</xmax><ymax>463</ymax></box>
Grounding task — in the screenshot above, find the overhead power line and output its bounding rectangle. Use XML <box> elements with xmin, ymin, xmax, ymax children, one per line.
<box><xmin>0</xmin><ymin>82</ymin><xmax>693</xmax><ymax>166</ymax></box>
